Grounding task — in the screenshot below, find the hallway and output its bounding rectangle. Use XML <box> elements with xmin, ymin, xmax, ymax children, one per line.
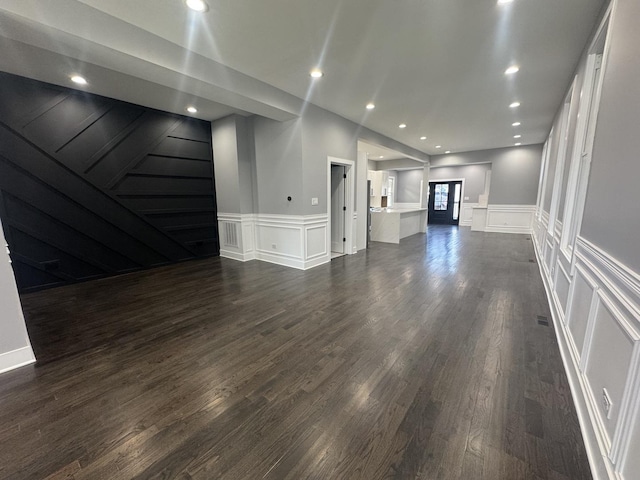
<box><xmin>0</xmin><ymin>227</ymin><xmax>591</xmax><ymax>479</ymax></box>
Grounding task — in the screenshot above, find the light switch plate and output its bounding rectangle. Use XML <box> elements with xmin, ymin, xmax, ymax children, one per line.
<box><xmin>311</xmin><ymin>197</ymin><xmax>319</xmax><ymax>206</ymax></box>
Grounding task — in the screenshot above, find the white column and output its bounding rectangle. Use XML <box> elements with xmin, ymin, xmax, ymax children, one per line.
<box><xmin>0</xmin><ymin>219</ymin><xmax>35</xmax><ymax>374</ymax></box>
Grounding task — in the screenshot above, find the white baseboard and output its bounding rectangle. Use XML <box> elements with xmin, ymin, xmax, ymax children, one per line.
<box><xmin>0</xmin><ymin>346</ymin><xmax>36</xmax><ymax>375</ymax></box>
<box><xmin>218</xmin><ymin>248</ymin><xmax>256</xmax><ymax>262</ymax></box>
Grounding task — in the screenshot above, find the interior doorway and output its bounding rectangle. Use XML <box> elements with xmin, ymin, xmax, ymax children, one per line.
<box><xmin>331</xmin><ymin>164</ymin><xmax>346</xmax><ymax>256</ymax></box>
<box><xmin>328</xmin><ymin>157</ymin><xmax>355</xmax><ymax>260</ymax></box>
<box><xmin>428</xmin><ymin>181</ymin><xmax>463</xmax><ymax>225</ymax></box>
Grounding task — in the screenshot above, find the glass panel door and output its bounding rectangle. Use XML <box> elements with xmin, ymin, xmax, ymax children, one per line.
<box><xmin>452</xmin><ymin>183</ymin><xmax>461</xmax><ymax>221</ymax></box>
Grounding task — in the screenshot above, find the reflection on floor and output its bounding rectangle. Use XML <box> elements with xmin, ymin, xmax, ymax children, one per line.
<box><xmin>1</xmin><ymin>226</ymin><xmax>592</xmax><ymax>479</ymax></box>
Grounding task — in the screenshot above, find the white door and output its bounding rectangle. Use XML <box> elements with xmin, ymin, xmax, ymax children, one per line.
<box><xmin>331</xmin><ymin>165</ymin><xmax>345</xmax><ymax>253</ymax></box>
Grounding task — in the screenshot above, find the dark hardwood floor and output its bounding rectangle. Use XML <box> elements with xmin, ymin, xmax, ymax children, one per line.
<box><xmin>0</xmin><ymin>226</ymin><xmax>592</xmax><ymax>479</ymax></box>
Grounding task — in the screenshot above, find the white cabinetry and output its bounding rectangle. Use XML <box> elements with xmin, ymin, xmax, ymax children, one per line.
<box><xmin>368</xmin><ymin>171</ymin><xmax>389</xmax><ymax>197</ymax></box>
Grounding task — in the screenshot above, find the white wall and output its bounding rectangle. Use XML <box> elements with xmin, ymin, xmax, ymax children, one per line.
<box><xmin>0</xmin><ymin>220</ymin><xmax>35</xmax><ymax>374</ymax></box>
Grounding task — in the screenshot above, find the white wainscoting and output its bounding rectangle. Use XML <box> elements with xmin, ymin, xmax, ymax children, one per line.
<box><xmin>459</xmin><ymin>202</ymin><xmax>477</xmax><ymax>227</ymax></box>
<box><xmin>217</xmin><ymin>213</ymin><xmax>257</xmax><ymax>262</ymax></box>
<box><xmin>218</xmin><ymin>213</ymin><xmax>330</xmax><ymax>270</ymax></box>
<box><xmin>533</xmin><ymin>214</ymin><xmax>640</xmax><ymax>480</ymax></box>
<box><xmin>483</xmin><ymin>204</ymin><xmax>536</xmax><ymax>234</ymax></box>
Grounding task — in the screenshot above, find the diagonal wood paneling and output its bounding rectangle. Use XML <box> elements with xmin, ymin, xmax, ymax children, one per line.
<box><xmin>0</xmin><ymin>71</ymin><xmax>219</xmax><ymax>292</ymax></box>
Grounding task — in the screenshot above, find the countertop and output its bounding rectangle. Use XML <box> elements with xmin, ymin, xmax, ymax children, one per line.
<box><xmin>370</xmin><ymin>208</ymin><xmax>427</xmax><ymax>214</ymax></box>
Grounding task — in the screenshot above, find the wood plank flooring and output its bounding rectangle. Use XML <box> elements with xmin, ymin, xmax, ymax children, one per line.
<box><xmin>0</xmin><ymin>226</ymin><xmax>592</xmax><ymax>479</ymax></box>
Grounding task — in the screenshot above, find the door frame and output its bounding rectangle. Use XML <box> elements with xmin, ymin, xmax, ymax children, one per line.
<box><xmin>426</xmin><ymin>178</ymin><xmax>465</xmax><ymax>224</ymax></box>
<box><xmin>327</xmin><ymin>156</ymin><xmax>355</xmax><ymax>255</ymax></box>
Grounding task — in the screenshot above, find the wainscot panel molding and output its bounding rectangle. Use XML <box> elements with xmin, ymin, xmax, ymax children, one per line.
<box><xmin>533</xmin><ymin>211</ymin><xmax>640</xmax><ymax>480</ymax></box>
<box><xmin>0</xmin><ymin>346</ymin><xmax>36</xmax><ymax>375</ymax></box>
<box><xmin>217</xmin><ymin>213</ymin><xmax>257</xmax><ymax>262</ymax></box>
<box><xmin>484</xmin><ymin>204</ymin><xmax>536</xmax><ymax>234</ymax></box>
<box><xmin>459</xmin><ymin>203</ymin><xmax>477</xmax><ymax>227</ymax></box>
<box><xmin>218</xmin><ymin>213</ymin><xmax>330</xmax><ymax>270</ymax></box>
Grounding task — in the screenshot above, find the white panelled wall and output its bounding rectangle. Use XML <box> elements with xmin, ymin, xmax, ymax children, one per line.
<box><xmin>533</xmin><ymin>216</ymin><xmax>640</xmax><ymax>480</ymax></box>
<box><xmin>217</xmin><ymin>213</ymin><xmax>331</xmax><ymax>270</ymax></box>
<box><xmin>532</xmin><ymin>2</ymin><xmax>640</xmax><ymax>478</ymax></box>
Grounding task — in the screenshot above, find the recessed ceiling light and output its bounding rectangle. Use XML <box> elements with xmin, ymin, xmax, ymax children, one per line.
<box><xmin>186</xmin><ymin>106</ymin><xmax>198</xmax><ymax>114</ymax></box>
<box><xmin>510</xmin><ymin>102</ymin><xmax>521</xmax><ymax>108</ymax></box>
<box><xmin>445</xmin><ymin>151</ymin><xmax>451</xmax><ymax>154</ymax></box>
<box><xmin>185</xmin><ymin>0</ymin><xmax>208</xmax><ymax>12</ymax></box>
<box><xmin>379</xmin><ymin>156</ymin><xmax>384</xmax><ymax>159</ymax></box>
<box><xmin>365</xmin><ymin>103</ymin><xmax>375</xmax><ymax>110</ymax></box>
<box><xmin>70</xmin><ymin>75</ymin><xmax>87</xmax><ymax>85</ymax></box>
<box><xmin>435</xmin><ymin>145</ymin><xmax>442</xmax><ymax>149</ymax></box>
<box><xmin>515</xmin><ymin>142</ymin><xmax>522</xmax><ymax>146</ymax></box>
<box><xmin>505</xmin><ymin>65</ymin><xmax>520</xmax><ymax>75</ymax></box>
<box><xmin>310</xmin><ymin>69</ymin><xmax>323</xmax><ymax>78</ymax></box>
<box><xmin>420</xmin><ymin>136</ymin><xmax>427</xmax><ymax>140</ymax></box>
<box><xmin>512</xmin><ymin>122</ymin><xmax>521</xmax><ymax>126</ymax></box>
<box><xmin>399</xmin><ymin>123</ymin><xmax>407</xmax><ymax>129</ymax></box>
<box><xmin>514</xmin><ymin>134</ymin><xmax>522</xmax><ymax>138</ymax></box>
<box><xmin>497</xmin><ymin>0</ymin><xmax>514</xmax><ymax>4</ymax></box>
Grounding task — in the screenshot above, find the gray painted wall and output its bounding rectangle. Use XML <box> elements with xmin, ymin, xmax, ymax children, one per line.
<box><xmin>397</xmin><ymin>169</ymin><xmax>423</xmax><ymax>203</ymax></box>
<box><xmin>429</xmin><ymin>164</ymin><xmax>491</xmax><ymax>203</ymax></box>
<box><xmin>301</xmin><ymin>104</ymin><xmax>357</xmax><ymax>215</ymax></box>
<box><xmin>431</xmin><ymin>145</ymin><xmax>543</xmax><ymax>205</ymax></box>
<box><xmin>375</xmin><ymin>158</ymin><xmax>425</xmax><ymax>170</ymax></box>
<box><xmin>212</xmin><ymin>116</ymin><xmax>242</xmax><ymax>214</ymax></box>
<box><xmin>580</xmin><ymin>0</ymin><xmax>640</xmax><ymax>273</ymax></box>
<box><xmin>212</xmin><ymin>114</ymin><xmax>255</xmax><ymax>215</ymax></box>
<box><xmin>236</xmin><ymin>116</ymin><xmax>256</xmax><ymax>214</ymax></box>
<box><xmin>252</xmin><ymin>115</ymin><xmax>304</xmax><ymax>215</ymax></box>
<box><xmin>299</xmin><ymin>104</ymin><xmax>430</xmax><ymax>216</ymax></box>
<box><xmin>247</xmin><ymin>103</ymin><xmax>429</xmax><ymax>217</ymax></box>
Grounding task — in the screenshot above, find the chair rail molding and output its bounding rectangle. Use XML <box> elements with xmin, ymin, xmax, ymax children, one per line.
<box><xmin>483</xmin><ymin>204</ymin><xmax>536</xmax><ymax>234</ymax></box>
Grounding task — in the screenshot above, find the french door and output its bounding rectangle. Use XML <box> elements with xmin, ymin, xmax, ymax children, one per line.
<box><xmin>428</xmin><ymin>181</ymin><xmax>462</xmax><ymax>225</ymax></box>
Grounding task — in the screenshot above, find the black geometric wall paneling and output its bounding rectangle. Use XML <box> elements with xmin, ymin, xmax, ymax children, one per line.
<box><xmin>0</xmin><ymin>71</ymin><xmax>219</xmax><ymax>292</ymax></box>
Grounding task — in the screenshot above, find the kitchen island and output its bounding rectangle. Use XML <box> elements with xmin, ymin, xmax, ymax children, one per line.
<box><xmin>370</xmin><ymin>208</ymin><xmax>428</xmax><ymax>244</ymax></box>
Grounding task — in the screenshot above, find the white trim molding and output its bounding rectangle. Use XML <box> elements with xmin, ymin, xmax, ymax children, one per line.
<box><xmin>0</xmin><ymin>346</ymin><xmax>36</xmax><ymax>375</ymax></box>
<box><xmin>483</xmin><ymin>204</ymin><xmax>536</xmax><ymax>234</ymax></box>
<box><xmin>217</xmin><ymin>213</ymin><xmax>257</xmax><ymax>262</ymax></box>
<box><xmin>218</xmin><ymin>213</ymin><xmax>330</xmax><ymax>270</ymax></box>
<box><xmin>459</xmin><ymin>202</ymin><xmax>477</xmax><ymax>227</ymax></box>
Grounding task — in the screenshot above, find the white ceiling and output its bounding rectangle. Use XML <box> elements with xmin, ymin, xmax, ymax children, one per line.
<box><xmin>0</xmin><ymin>0</ymin><xmax>606</xmax><ymax>155</ymax></box>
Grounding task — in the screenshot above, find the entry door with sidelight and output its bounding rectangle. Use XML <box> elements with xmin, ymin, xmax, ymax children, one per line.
<box><xmin>428</xmin><ymin>181</ymin><xmax>462</xmax><ymax>225</ymax></box>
